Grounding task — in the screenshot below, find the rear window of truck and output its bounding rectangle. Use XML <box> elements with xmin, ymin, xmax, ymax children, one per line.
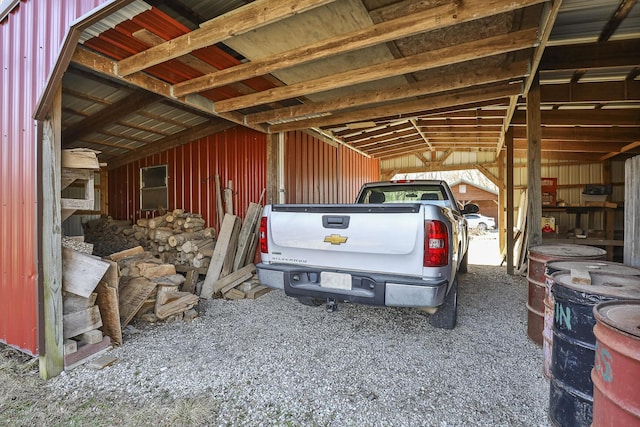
<box><xmin>359</xmin><ymin>185</ymin><xmax>448</xmax><ymax>204</ymax></box>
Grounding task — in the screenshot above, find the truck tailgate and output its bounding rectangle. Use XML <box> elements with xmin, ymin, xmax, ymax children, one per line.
<box><xmin>267</xmin><ymin>204</ymin><xmax>425</xmax><ymax>276</ymax></box>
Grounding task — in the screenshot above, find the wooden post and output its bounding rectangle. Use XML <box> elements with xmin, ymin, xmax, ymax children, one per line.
<box><xmin>526</xmin><ymin>73</ymin><xmax>543</xmax><ymax>248</ymax></box>
<box><xmin>506</xmin><ymin>127</ymin><xmax>515</xmax><ymax>275</ymax></box>
<box><xmin>266</xmin><ymin>133</ymin><xmax>280</xmax><ymax>205</ymax></box>
<box><xmin>625</xmin><ymin>156</ymin><xmax>640</xmax><ymax>267</ymax></box>
<box><xmin>497</xmin><ymin>151</ymin><xmax>506</xmax><ymax>258</ymax></box>
<box><xmin>39</xmin><ymin>85</ymin><xmax>64</xmax><ymax>379</ymax></box>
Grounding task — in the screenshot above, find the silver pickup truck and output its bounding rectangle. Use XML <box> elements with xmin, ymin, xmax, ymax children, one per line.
<box><xmin>256</xmin><ymin>180</ymin><xmax>478</xmax><ymax>329</ymax></box>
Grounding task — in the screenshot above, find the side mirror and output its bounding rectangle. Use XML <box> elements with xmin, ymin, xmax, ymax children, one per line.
<box><xmin>462</xmin><ymin>203</ymin><xmax>479</xmax><ymax>215</ymax></box>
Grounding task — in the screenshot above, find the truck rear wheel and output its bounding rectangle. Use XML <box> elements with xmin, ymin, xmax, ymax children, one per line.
<box><xmin>428</xmin><ymin>277</ymin><xmax>458</xmax><ymax>330</ymax></box>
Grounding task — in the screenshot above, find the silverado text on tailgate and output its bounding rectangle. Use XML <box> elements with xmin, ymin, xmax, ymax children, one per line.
<box><xmin>256</xmin><ymin>180</ymin><xmax>478</xmax><ymax>329</ymax></box>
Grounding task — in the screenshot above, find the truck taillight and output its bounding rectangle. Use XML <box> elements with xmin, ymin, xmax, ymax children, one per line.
<box><xmin>259</xmin><ymin>216</ymin><xmax>268</xmax><ymax>253</ymax></box>
<box><xmin>424</xmin><ymin>220</ymin><xmax>448</xmax><ymax>267</ymax></box>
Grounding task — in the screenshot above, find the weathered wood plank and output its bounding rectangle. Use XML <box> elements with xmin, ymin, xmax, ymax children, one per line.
<box><xmin>221</xmin><ymin>216</ymin><xmax>242</xmax><ymax>278</ymax></box>
<box><xmin>215</xmin><ymin>264</ymin><xmax>256</xmax><ymax>295</ymax></box>
<box><xmin>64</xmin><ymin>336</ymin><xmax>111</xmax><ymax>370</ymax></box>
<box><xmin>62</xmin><ymin>247</ymin><xmax>110</xmax><ymax>298</ymax></box>
<box><xmin>118</xmin><ymin>277</ymin><xmax>157</xmax><ymax>327</ymax></box>
<box><xmin>233</xmin><ymin>203</ymin><xmax>262</xmax><ymax>272</ymax></box>
<box><xmin>109</xmin><ymin>245</ymin><xmax>145</xmax><ymax>261</ymax></box>
<box><xmin>63</xmin><ymin>306</ymin><xmax>103</xmax><ymax>340</ymax></box>
<box><xmin>246</xmin><ymin>285</ymin><xmax>272</xmax><ymax>300</ymax></box>
<box><xmin>201</xmin><ymin>214</ymin><xmax>238</xmax><ymax>298</ymax></box>
<box><xmin>95</xmin><ymin>281</ymin><xmax>122</xmax><ymax>346</ymax></box>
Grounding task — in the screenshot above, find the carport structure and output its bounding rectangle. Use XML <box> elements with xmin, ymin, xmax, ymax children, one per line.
<box><xmin>1</xmin><ymin>0</ymin><xmax>639</xmax><ymax>377</ymax></box>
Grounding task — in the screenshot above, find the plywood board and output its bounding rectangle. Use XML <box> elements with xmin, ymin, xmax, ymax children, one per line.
<box><xmin>62</xmin><ymin>247</ymin><xmax>110</xmax><ymax>298</ymax></box>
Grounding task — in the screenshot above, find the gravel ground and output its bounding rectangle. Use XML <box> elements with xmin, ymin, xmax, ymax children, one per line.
<box><xmin>42</xmin><ymin>264</ymin><xmax>551</xmax><ymax>427</ymax></box>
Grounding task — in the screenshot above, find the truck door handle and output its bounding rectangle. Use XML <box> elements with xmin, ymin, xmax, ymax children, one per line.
<box><xmin>322</xmin><ymin>215</ymin><xmax>350</xmax><ymax>229</ymax></box>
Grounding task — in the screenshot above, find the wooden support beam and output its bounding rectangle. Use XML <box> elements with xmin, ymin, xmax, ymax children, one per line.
<box><xmin>39</xmin><ymin>85</ymin><xmax>64</xmax><ymax>379</ymax></box>
<box><xmin>599</xmin><ymin>140</ymin><xmax>640</xmax><ymax>161</ymax></box>
<box><xmin>599</xmin><ymin>0</ymin><xmax>638</xmax><ymax>42</ymax></box>
<box><xmin>512</xmin><ymin>126</ymin><xmax>640</xmax><ymax>142</ymax></box>
<box><xmin>526</xmin><ymin>73</ymin><xmax>542</xmax><ymax>247</ymax></box>
<box><xmin>269</xmin><ymin>83</ymin><xmax>521</xmax><ymax>133</ymax></box>
<box><xmin>117</xmin><ymin>0</ymin><xmax>336</xmax><ymax>76</ymax></box>
<box><xmin>217</xmin><ymin>29</ymin><xmax>537</xmax><ymax>113</ymax></box>
<box><xmin>511</xmin><ymin>109</ymin><xmax>640</xmax><ymax>126</ymax></box>
<box><xmin>173</xmin><ymin>0</ymin><xmax>544</xmax><ymax>97</ymax></box>
<box><xmin>540</xmin><ymin>80</ymin><xmax>640</xmax><ymax>103</ymax></box>
<box><xmin>506</xmin><ymin>127</ymin><xmax>515</xmax><ymax>275</ymax></box>
<box><xmin>540</xmin><ymin>39</ymin><xmax>640</xmax><ymax>70</ymax></box>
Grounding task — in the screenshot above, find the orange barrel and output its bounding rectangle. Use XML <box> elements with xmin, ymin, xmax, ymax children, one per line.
<box><xmin>592</xmin><ymin>300</ymin><xmax>640</xmax><ymax>427</ymax></box>
<box><xmin>542</xmin><ymin>261</ymin><xmax>640</xmax><ymax>379</ymax></box>
<box><xmin>528</xmin><ymin>244</ymin><xmax>606</xmax><ymax>347</ymax></box>
<box><xmin>548</xmin><ymin>273</ymin><xmax>640</xmax><ymax>427</ymax></box>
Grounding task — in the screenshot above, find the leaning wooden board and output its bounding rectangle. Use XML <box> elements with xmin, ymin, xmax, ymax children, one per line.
<box><xmin>62</xmin><ymin>247</ymin><xmax>110</xmax><ymax>298</ymax></box>
<box><xmin>118</xmin><ymin>277</ymin><xmax>157</xmax><ymax>327</ymax></box>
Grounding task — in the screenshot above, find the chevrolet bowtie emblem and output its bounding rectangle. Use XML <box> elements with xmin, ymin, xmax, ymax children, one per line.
<box><xmin>324</xmin><ymin>234</ymin><xmax>348</xmax><ymax>245</ymax></box>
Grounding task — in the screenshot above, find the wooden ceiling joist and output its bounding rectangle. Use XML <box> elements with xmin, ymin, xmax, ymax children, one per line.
<box><xmin>216</xmin><ymin>28</ymin><xmax>538</xmax><ymax>113</ymax></box>
<box><xmin>511</xmin><ymin>109</ymin><xmax>640</xmax><ymax>126</ymax></box>
<box><xmin>172</xmin><ymin>0</ymin><xmax>545</xmax><ymax>97</ymax></box>
<box><xmin>116</xmin><ymin>0</ymin><xmax>337</xmax><ymax>76</ymax></box>
<box><xmin>269</xmin><ymin>83</ymin><xmax>521</xmax><ymax>133</ymax></box>
<box><xmin>540</xmin><ymin>39</ymin><xmax>640</xmax><ymax>71</ymax></box>
<box><xmin>245</xmin><ymin>60</ymin><xmax>529</xmax><ymax>125</ymax></box>
<box><xmin>540</xmin><ymin>80</ymin><xmax>640</xmax><ymax>104</ymax></box>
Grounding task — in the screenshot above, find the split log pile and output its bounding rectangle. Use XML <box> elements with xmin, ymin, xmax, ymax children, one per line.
<box><xmin>83</xmin><ymin>209</ymin><xmax>216</xmax><ymax>272</ymax></box>
<box><xmin>109</xmin><ymin>246</ymin><xmax>200</xmax><ymax>324</ymax></box>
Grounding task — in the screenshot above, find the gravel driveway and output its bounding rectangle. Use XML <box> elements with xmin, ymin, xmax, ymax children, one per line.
<box><xmin>45</xmin><ymin>265</ymin><xmax>550</xmax><ymax>426</ymax></box>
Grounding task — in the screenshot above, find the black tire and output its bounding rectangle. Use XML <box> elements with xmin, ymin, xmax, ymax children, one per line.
<box><xmin>429</xmin><ymin>277</ymin><xmax>458</xmax><ymax>330</ymax></box>
<box><xmin>459</xmin><ymin>247</ymin><xmax>468</xmax><ymax>274</ymax></box>
<box><xmin>296</xmin><ymin>296</ymin><xmax>324</xmax><ymax>307</ymax></box>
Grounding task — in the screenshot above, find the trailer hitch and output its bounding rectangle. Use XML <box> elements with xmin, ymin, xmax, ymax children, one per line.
<box><xmin>326</xmin><ymin>298</ymin><xmax>337</xmax><ymax>313</ymax></box>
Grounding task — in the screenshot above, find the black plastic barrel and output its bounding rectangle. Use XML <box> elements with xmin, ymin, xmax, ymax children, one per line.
<box><xmin>548</xmin><ymin>272</ymin><xmax>640</xmax><ymax>427</ymax></box>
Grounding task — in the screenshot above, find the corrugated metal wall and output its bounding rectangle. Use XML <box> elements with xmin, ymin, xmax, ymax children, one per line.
<box><xmin>108</xmin><ymin>127</ymin><xmax>267</xmax><ymax>228</ymax></box>
<box><xmin>1</xmin><ymin>0</ymin><xmax>108</xmax><ymax>355</ymax></box>
<box><xmin>284</xmin><ymin>131</ymin><xmax>380</xmax><ymax>203</ymax></box>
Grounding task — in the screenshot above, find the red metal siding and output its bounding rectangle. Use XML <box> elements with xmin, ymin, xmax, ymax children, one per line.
<box><xmin>284</xmin><ymin>131</ymin><xmax>379</xmax><ymax>204</ymax></box>
<box><xmin>108</xmin><ymin>127</ymin><xmax>267</xmax><ymax>230</ymax></box>
<box><xmin>0</xmin><ymin>0</ymin><xmax>108</xmax><ymax>355</ymax></box>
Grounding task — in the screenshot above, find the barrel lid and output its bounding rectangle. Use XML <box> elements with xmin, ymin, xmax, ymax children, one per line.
<box><xmin>546</xmin><ymin>260</ymin><xmax>640</xmax><ymax>277</ymax></box>
<box><xmin>529</xmin><ymin>244</ymin><xmax>606</xmax><ymax>258</ymax></box>
<box><xmin>552</xmin><ymin>271</ymin><xmax>640</xmax><ymax>299</ymax></box>
<box><xmin>594</xmin><ymin>300</ymin><xmax>640</xmax><ymax>339</ymax></box>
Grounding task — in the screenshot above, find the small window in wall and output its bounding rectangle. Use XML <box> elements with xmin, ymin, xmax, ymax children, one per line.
<box><xmin>140</xmin><ymin>165</ymin><xmax>168</xmax><ymax>211</ymax></box>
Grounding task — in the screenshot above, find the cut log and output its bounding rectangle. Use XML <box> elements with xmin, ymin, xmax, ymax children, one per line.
<box><xmin>137</xmin><ymin>263</ymin><xmax>176</xmax><ymax>279</ymax></box>
<box><xmin>109</xmin><ymin>246</ymin><xmax>145</xmax><ymax>261</ymax></box>
<box><xmin>571</xmin><ymin>269</ymin><xmax>592</xmax><ymax>285</ymax></box>
<box><xmin>148</xmin><ymin>213</ymin><xmax>170</xmax><ymax>229</ymax></box>
<box><xmin>63</xmin><ymin>305</ymin><xmax>103</xmax><ymax>339</ymax></box>
<box><xmin>148</xmin><ymin>227</ymin><xmax>174</xmax><ymax>242</ymax></box>
<box><xmin>62</xmin><ymin>247</ymin><xmax>110</xmax><ymax>298</ymax></box>
<box><xmin>201</xmin><ymin>214</ymin><xmax>239</xmax><ymax>299</ymax></box>
<box><xmin>152</xmin><ymin>274</ymin><xmax>186</xmax><ymax>286</ymax></box>
<box><xmin>183</xmin><ymin>217</ymin><xmax>206</xmax><ymax>229</ymax></box>
<box><xmin>168</xmin><ymin>231</ymin><xmax>205</xmax><ymax>247</ymax></box>
<box><xmin>78</xmin><ymin>329</ymin><xmax>103</xmax><ymax>345</ymax></box>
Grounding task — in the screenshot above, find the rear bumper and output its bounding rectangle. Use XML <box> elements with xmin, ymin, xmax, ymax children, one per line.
<box><xmin>256</xmin><ymin>263</ymin><xmax>449</xmax><ymax>308</ymax></box>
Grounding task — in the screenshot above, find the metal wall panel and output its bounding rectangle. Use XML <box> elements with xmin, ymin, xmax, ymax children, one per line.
<box><xmin>108</xmin><ymin>127</ymin><xmax>267</xmax><ymax>229</ymax></box>
<box><xmin>284</xmin><ymin>131</ymin><xmax>379</xmax><ymax>204</ymax></box>
<box><xmin>1</xmin><ymin>0</ymin><xmax>107</xmax><ymax>355</ymax></box>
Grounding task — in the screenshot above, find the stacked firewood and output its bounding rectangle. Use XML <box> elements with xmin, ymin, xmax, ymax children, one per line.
<box><xmin>109</xmin><ymin>246</ymin><xmax>200</xmax><ymax>324</ymax></box>
<box><xmin>84</xmin><ymin>210</ymin><xmax>216</xmax><ymax>271</ymax></box>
